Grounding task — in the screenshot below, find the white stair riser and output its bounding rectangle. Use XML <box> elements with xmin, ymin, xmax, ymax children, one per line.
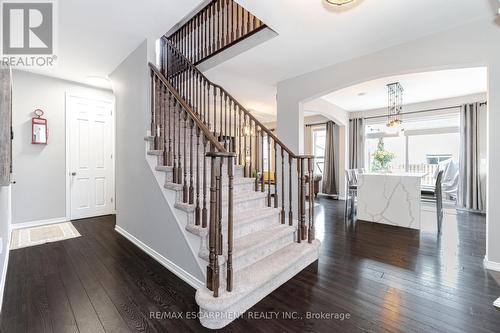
<box><xmin>163</xmin><ymin>167</ymin><xmax>248</xmax><ymax>183</ymax></box>
<box><xmin>231</xmin><ymin>231</ymin><xmax>295</xmax><ymax>273</ymax></box>
<box><xmin>161</xmin><ymin>164</ymin><xmax>246</xmax><ymax>181</ymax></box>
<box><xmin>177</xmin><ymin>195</ymin><xmax>268</xmax><ymax>219</ymax></box>
<box><xmin>168</xmin><ymin>181</ymin><xmax>256</xmax><ymax>202</ymax></box>
<box><xmin>198</xmin><ymin>227</ymin><xmax>294</xmax><ymax>273</ymax></box>
<box><xmin>190</xmin><ymin>211</ymin><xmax>281</xmax><ymax>243</ymax></box>
<box><xmin>224</xmin><ymin>213</ymin><xmax>281</xmax><ymax>239</ymax></box>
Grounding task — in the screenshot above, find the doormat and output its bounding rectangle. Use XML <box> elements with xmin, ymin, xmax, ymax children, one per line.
<box><xmin>10</xmin><ymin>222</ymin><xmax>81</xmax><ymax>249</ymax></box>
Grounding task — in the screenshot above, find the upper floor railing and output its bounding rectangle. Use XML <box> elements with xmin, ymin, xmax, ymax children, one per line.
<box><xmin>165</xmin><ymin>0</ymin><xmax>266</xmax><ymax>65</ymax></box>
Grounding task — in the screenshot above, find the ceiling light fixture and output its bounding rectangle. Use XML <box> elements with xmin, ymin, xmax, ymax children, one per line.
<box><xmin>325</xmin><ymin>0</ymin><xmax>355</xmax><ymax>6</ymax></box>
<box><xmin>386</xmin><ymin>82</ymin><xmax>404</xmax><ymax>129</ymax></box>
<box><xmin>85</xmin><ymin>76</ymin><xmax>111</xmax><ymax>89</ymax></box>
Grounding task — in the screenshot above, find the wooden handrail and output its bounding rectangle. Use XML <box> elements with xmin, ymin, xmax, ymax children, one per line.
<box><xmin>149</xmin><ymin>62</ymin><xmax>227</xmax><ymax>154</ymax></box>
<box><xmin>162</xmin><ymin>37</ymin><xmax>304</xmax><ymax>160</ymax></box>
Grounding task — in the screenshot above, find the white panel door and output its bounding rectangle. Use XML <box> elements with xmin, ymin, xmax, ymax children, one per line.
<box><xmin>69</xmin><ymin>95</ymin><xmax>114</xmax><ymax>220</ymax></box>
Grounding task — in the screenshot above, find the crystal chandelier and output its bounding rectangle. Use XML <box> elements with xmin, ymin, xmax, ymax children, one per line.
<box><xmin>386</xmin><ymin>82</ymin><xmax>404</xmax><ymax>128</ymax></box>
<box><xmin>325</xmin><ymin>0</ymin><xmax>355</xmax><ymax>6</ymax></box>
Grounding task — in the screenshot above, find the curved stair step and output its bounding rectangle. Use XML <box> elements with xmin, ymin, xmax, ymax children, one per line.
<box><xmin>195</xmin><ymin>240</ymin><xmax>320</xmax><ymax>329</ymax></box>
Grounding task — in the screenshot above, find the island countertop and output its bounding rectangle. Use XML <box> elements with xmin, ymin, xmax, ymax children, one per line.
<box><xmin>356</xmin><ymin>172</ymin><xmax>425</xmax><ymax>230</ymax></box>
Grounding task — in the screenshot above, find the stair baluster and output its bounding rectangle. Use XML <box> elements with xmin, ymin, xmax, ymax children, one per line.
<box><xmin>300</xmin><ymin>157</ymin><xmax>306</xmax><ymax>241</ymax></box>
<box><xmin>150</xmin><ymin>74</ymin><xmax>156</xmax><ymax>146</ymax></box>
<box><xmin>202</xmin><ymin>137</ymin><xmax>208</xmax><ymax>228</ymax></box>
<box><xmin>297</xmin><ymin>159</ymin><xmax>302</xmax><ymax>243</ymax></box>
<box><xmin>195</xmin><ymin>127</ymin><xmax>201</xmax><ymax>225</ymax></box>
<box><xmin>260</xmin><ymin>129</ymin><xmax>264</xmax><ymax>193</ymax></box>
<box><xmin>172</xmin><ymin>99</ymin><xmax>177</xmax><ymax>182</ymax></box>
<box><xmin>167</xmin><ymin>93</ymin><xmax>172</xmax><ymax>166</ymax></box>
<box><xmin>274</xmin><ymin>141</ymin><xmax>278</xmax><ymax>208</ymax></box>
<box><xmin>308</xmin><ymin>157</ymin><xmax>315</xmax><ymax>243</ymax></box>
<box><xmin>288</xmin><ymin>155</ymin><xmax>293</xmax><ymax>226</ymax></box>
<box><xmin>183</xmin><ymin>111</ymin><xmax>188</xmax><ymax>203</ymax></box>
<box><xmin>281</xmin><ymin>147</ymin><xmax>285</xmax><ymax>224</ymax></box>
<box><xmin>162</xmin><ymin>85</ymin><xmax>167</xmax><ymax>165</ymax></box>
<box><xmin>189</xmin><ymin>118</ymin><xmax>194</xmax><ymax>204</ymax></box>
<box><xmin>177</xmin><ymin>103</ymin><xmax>182</xmax><ymax>184</ymax></box>
<box><xmin>227</xmin><ymin>154</ymin><xmax>234</xmax><ymax>291</ymax></box>
<box><xmin>267</xmin><ymin>135</ymin><xmax>271</xmax><ymax>206</ymax></box>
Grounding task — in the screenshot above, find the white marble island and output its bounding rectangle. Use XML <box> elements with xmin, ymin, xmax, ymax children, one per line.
<box><xmin>357</xmin><ymin>173</ymin><xmax>425</xmax><ymax>230</ymax></box>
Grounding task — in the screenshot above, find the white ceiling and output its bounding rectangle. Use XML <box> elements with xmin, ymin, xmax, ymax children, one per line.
<box><xmin>24</xmin><ymin>0</ymin><xmax>495</xmax><ymax>98</ymax></box>
<box><xmin>322</xmin><ymin>67</ymin><xmax>488</xmax><ymax>111</ymax></box>
<box><xmin>205</xmin><ymin>0</ymin><xmax>495</xmax><ymax>115</ymax></box>
<box><xmin>28</xmin><ymin>0</ymin><xmax>203</xmax><ymax>89</ymax></box>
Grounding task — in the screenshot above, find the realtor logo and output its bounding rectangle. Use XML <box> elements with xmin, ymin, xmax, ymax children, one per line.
<box><xmin>2</xmin><ymin>1</ymin><xmax>53</xmax><ymax>54</ymax></box>
<box><xmin>1</xmin><ymin>0</ymin><xmax>56</xmax><ymax>67</ymax></box>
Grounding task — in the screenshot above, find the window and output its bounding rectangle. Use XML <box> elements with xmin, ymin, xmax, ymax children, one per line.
<box><xmin>312</xmin><ymin>128</ymin><xmax>326</xmax><ymax>175</ymax></box>
<box><xmin>365</xmin><ymin>112</ymin><xmax>460</xmax><ymax>186</ymax></box>
<box><xmin>426</xmin><ymin>154</ymin><xmax>453</xmax><ymax>165</ymax></box>
<box><xmin>366</xmin><ymin>135</ymin><xmax>406</xmax><ymax>173</ymax></box>
<box><xmin>263</xmin><ymin>135</ymin><xmax>269</xmax><ymax>171</ymax></box>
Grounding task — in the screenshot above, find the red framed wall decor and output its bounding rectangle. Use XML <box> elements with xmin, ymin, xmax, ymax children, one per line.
<box><xmin>32</xmin><ymin>109</ymin><xmax>48</xmax><ymax>144</ymax></box>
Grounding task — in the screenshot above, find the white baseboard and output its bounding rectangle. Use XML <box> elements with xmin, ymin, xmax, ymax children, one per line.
<box><xmin>10</xmin><ymin>217</ymin><xmax>68</xmax><ymax>230</ymax></box>
<box><xmin>484</xmin><ymin>257</ymin><xmax>500</xmax><ymax>272</ymax></box>
<box><xmin>114</xmin><ymin>225</ymin><xmax>204</xmax><ymax>290</ymax></box>
<box><xmin>494</xmin><ymin>297</ymin><xmax>500</xmax><ymax>309</ymax></box>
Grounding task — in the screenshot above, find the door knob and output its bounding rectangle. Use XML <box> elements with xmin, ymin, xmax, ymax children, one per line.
<box><xmin>71</xmin><ymin>172</ymin><xmax>77</xmax><ymax>176</ymax></box>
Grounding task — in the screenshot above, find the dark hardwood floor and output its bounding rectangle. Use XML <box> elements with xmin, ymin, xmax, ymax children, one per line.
<box><xmin>1</xmin><ymin>199</ymin><xmax>499</xmax><ymax>332</ymax></box>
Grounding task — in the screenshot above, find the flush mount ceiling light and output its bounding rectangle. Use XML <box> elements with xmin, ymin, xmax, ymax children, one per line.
<box><xmin>85</xmin><ymin>76</ymin><xmax>111</xmax><ymax>89</ymax></box>
<box><xmin>325</xmin><ymin>0</ymin><xmax>355</xmax><ymax>6</ymax></box>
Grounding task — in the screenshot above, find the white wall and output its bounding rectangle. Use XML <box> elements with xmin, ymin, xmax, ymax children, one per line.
<box><xmin>0</xmin><ymin>185</ymin><xmax>11</xmax><ymax>311</ymax></box>
<box><xmin>276</xmin><ymin>18</ymin><xmax>500</xmax><ymax>266</ymax></box>
<box><xmin>110</xmin><ymin>40</ymin><xmax>204</xmax><ymax>282</ymax></box>
<box><xmin>11</xmin><ymin>70</ymin><xmax>114</xmax><ymax>224</ymax></box>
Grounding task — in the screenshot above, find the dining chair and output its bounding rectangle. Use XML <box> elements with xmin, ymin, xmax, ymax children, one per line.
<box><xmin>422</xmin><ymin>170</ymin><xmax>444</xmax><ymax>234</ymax></box>
<box><xmin>344</xmin><ymin>169</ymin><xmax>358</xmax><ymax>218</ymax></box>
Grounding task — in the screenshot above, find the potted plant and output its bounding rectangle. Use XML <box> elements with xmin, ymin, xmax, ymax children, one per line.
<box><xmin>371</xmin><ymin>138</ymin><xmax>395</xmax><ymax>172</ymax></box>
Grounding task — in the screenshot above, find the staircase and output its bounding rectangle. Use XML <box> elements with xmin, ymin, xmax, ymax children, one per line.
<box><xmin>145</xmin><ymin>0</ymin><xmax>320</xmax><ymax>329</ymax></box>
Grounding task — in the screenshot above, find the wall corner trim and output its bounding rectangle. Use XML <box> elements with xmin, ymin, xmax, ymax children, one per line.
<box><xmin>483</xmin><ymin>256</ymin><xmax>500</xmax><ymax>272</ymax></box>
<box><xmin>114</xmin><ymin>225</ymin><xmax>204</xmax><ymax>290</ymax></box>
<box><xmin>0</xmin><ymin>226</ymin><xmax>11</xmax><ymax>313</ymax></box>
<box><xmin>10</xmin><ymin>217</ymin><xmax>68</xmax><ymax>230</ymax></box>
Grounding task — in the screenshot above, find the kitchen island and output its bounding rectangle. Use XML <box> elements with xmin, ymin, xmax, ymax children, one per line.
<box><xmin>357</xmin><ymin>172</ymin><xmax>426</xmax><ymax>230</ymax></box>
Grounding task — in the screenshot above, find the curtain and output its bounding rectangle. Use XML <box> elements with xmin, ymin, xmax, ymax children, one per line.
<box><xmin>349</xmin><ymin>118</ymin><xmax>365</xmax><ymax>169</ymax></box>
<box><xmin>458</xmin><ymin>103</ymin><xmax>483</xmax><ymax>211</ymax></box>
<box><xmin>322</xmin><ymin>121</ymin><xmax>339</xmax><ymax>195</ymax></box>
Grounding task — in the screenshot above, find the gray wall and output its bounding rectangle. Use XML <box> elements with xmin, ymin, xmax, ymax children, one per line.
<box><xmin>11</xmin><ymin>71</ymin><xmax>113</xmax><ymax>224</ymax></box>
<box><xmin>110</xmin><ymin>40</ymin><xmax>204</xmax><ymax>281</ymax></box>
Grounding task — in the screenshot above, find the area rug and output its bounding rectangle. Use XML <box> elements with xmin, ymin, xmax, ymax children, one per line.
<box><xmin>10</xmin><ymin>222</ymin><xmax>81</xmax><ymax>250</ymax></box>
